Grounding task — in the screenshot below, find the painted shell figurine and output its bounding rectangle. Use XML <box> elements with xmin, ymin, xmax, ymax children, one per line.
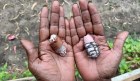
<box><xmin>49</xmin><ymin>34</ymin><xmax>66</xmax><ymax>56</ymax></box>
<box><xmin>84</xmin><ymin>34</ymin><xmax>100</xmax><ymax>58</ymax></box>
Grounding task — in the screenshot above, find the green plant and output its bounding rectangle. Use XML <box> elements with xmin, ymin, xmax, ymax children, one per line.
<box><xmin>75</xmin><ymin>69</ymin><xmax>82</xmax><ymax>78</ymax></box>
<box><xmin>108</xmin><ymin>36</ymin><xmax>140</xmax><ymax>74</ymax></box>
<box><xmin>123</xmin><ymin>36</ymin><xmax>140</xmax><ymax>69</ymax></box>
<box><xmin>0</xmin><ymin>62</ymin><xmax>33</xmax><ymax>81</ymax></box>
<box><xmin>119</xmin><ymin>59</ymin><xmax>131</xmax><ymax>74</ymax></box>
<box><xmin>123</xmin><ymin>36</ymin><xmax>140</xmax><ymax>55</ymax></box>
<box><xmin>21</xmin><ymin>69</ymin><xmax>32</xmax><ymax>77</ymax></box>
<box><xmin>0</xmin><ymin>63</ymin><xmax>11</xmax><ymax>81</ymax></box>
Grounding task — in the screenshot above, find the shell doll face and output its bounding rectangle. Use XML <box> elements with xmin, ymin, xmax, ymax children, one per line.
<box><xmin>84</xmin><ymin>34</ymin><xmax>100</xmax><ymax>58</ymax></box>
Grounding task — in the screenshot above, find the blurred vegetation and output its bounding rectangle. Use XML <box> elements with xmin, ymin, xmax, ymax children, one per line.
<box><xmin>0</xmin><ymin>62</ymin><xmax>32</xmax><ymax>81</ymax></box>
<box><xmin>108</xmin><ymin>36</ymin><xmax>140</xmax><ymax>74</ymax></box>
<box><xmin>120</xmin><ymin>36</ymin><xmax>140</xmax><ymax>74</ymax></box>
<box><xmin>0</xmin><ymin>36</ymin><xmax>140</xmax><ymax>80</ymax></box>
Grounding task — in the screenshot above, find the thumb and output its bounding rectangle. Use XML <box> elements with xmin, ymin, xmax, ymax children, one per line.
<box><xmin>113</xmin><ymin>31</ymin><xmax>129</xmax><ymax>54</ymax></box>
<box><xmin>21</xmin><ymin>39</ymin><xmax>38</xmax><ymax>63</ymax></box>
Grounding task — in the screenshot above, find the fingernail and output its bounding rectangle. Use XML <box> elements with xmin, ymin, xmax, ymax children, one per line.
<box><xmin>60</xmin><ymin>4</ymin><xmax>63</xmax><ymax>7</ymax></box>
<box><xmin>70</xmin><ymin>16</ymin><xmax>73</xmax><ymax>19</ymax></box>
<box><xmin>88</xmin><ymin>0</ymin><xmax>92</xmax><ymax>3</ymax></box>
<box><xmin>73</xmin><ymin>3</ymin><xmax>78</xmax><ymax>6</ymax></box>
<box><xmin>43</xmin><ymin>4</ymin><xmax>47</xmax><ymax>7</ymax></box>
<box><xmin>65</xmin><ymin>17</ymin><xmax>68</xmax><ymax>19</ymax></box>
<box><xmin>53</xmin><ymin>0</ymin><xmax>59</xmax><ymax>4</ymax></box>
<box><xmin>52</xmin><ymin>1</ymin><xmax>59</xmax><ymax>7</ymax></box>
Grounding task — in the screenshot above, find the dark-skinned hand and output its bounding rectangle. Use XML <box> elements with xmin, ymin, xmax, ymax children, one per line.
<box><xmin>70</xmin><ymin>0</ymin><xmax>129</xmax><ymax>81</ymax></box>
<box><xmin>21</xmin><ymin>1</ymin><xmax>74</xmax><ymax>81</ymax></box>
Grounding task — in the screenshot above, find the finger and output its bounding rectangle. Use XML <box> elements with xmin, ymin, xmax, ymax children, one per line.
<box><xmin>50</xmin><ymin>1</ymin><xmax>60</xmax><ymax>35</ymax></box>
<box><xmin>72</xmin><ymin>4</ymin><xmax>86</xmax><ymax>38</ymax></box>
<box><xmin>39</xmin><ymin>6</ymin><xmax>49</xmax><ymax>42</ymax></box>
<box><xmin>65</xmin><ymin>18</ymin><xmax>72</xmax><ymax>45</ymax></box>
<box><xmin>79</xmin><ymin>0</ymin><xmax>93</xmax><ymax>34</ymax></box>
<box><xmin>88</xmin><ymin>2</ymin><xmax>104</xmax><ymax>36</ymax></box>
<box><xmin>39</xmin><ymin>40</ymin><xmax>53</xmax><ymax>57</ymax></box>
<box><xmin>70</xmin><ymin>17</ymin><xmax>79</xmax><ymax>46</ymax></box>
<box><xmin>58</xmin><ymin>6</ymin><xmax>65</xmax><ymax>39</ymax></box>
<box><xmin>113</xmin><ymin>31</ymin><xmax>129</xmax><ymax>54</ymax></box>
<box><xmin>21</xmin><ymin>39</ymin><xmax>38</xmax><ymax>63</ymax></box>
<box><xmin>63</xmin><ymin>42</ymin><xmax>73</xmax><ymax>57</ymax></box>
<box><xmin>73</xmin><ymin>39</ymin><xmax>84</xmax><ymax>54</ymax></box>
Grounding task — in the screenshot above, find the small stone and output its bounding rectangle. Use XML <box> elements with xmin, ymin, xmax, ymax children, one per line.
<box><xmin>8</xmin><ymin>34</ymin><xmax>16</xmax><ymax>41</ymax></box>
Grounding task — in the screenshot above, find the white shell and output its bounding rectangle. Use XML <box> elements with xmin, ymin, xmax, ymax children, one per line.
<box><xmin>56</xmin><ymin>45</ymin><xmax>66</xmax><ymax>56</ymax></box>
<box><xmin>49</xmin><ymin>34</ymin><xmax>57</xmax><ymax>42</ymax></box>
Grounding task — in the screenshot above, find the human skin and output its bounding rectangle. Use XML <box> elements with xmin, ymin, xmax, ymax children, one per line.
<box><xmin>70</xmin><ymin>0</ymin><xmax>129</xmax><ymax>81</ymax></box>
<box><xmin>21</xmin><ymin>1</ymin><xmax>75</xmax><ymax>81</ymax></box>
<box><xmin>21</xmin><ymin>0</ymin><xmax>129</xmax><ymax>81</ymax></box>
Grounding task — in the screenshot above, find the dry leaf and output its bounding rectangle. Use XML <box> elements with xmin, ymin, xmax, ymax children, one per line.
<box><xmin>31</xmin><ymin>2</ymin><xmax>37</xmax><ymax>10</ymax></box>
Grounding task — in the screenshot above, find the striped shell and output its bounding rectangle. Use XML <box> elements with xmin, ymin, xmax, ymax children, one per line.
<box><xmin>85</xmin><ymin>42</ymin><xmax>100</xmax><ymax>58</ymax></box>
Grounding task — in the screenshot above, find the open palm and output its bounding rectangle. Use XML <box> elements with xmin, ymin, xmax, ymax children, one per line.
<box><xmin>70</xmin><ymin>0</ymin><xmax>129</xmax><ymax>81</ymax></box>
<box><xmin>21</xmin><ymin>1</ymin><xmax>74</xmax><ymax>81</ymax></box>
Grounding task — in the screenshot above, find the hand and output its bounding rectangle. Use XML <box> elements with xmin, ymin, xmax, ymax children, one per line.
<box><xmin>70</xmin><ymin>0</ymin><xmax>129</xmax><ymax>81</ymax></box>
<box><xmin>21</xmin><ymin>1</ymin><xmax>75</xmax><ymax>81</ymax></box>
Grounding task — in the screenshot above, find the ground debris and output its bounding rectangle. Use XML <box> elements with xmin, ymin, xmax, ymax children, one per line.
<box><xmin>31</xmin><ymin>2</ymin><xmax>38</xmax><ymax>10</ymax></box>
<box><xmin>13</xmin><ymin>46</ymin><xmax>17</xmax><ymax>54</ymax></box>
<box><xmin>7</xmin><ymin>34</ymin><xmax>16</xmax><ymax>41</ymax></box>
<box><xmin>4</xmin><ymin>44</ymin><xmax>9</xmax><ymax>51</ymax></box>
<box><xmin>3</xmin><ymin>4</ymin><xmax>8</xmax><ymax>10</ymax></box>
